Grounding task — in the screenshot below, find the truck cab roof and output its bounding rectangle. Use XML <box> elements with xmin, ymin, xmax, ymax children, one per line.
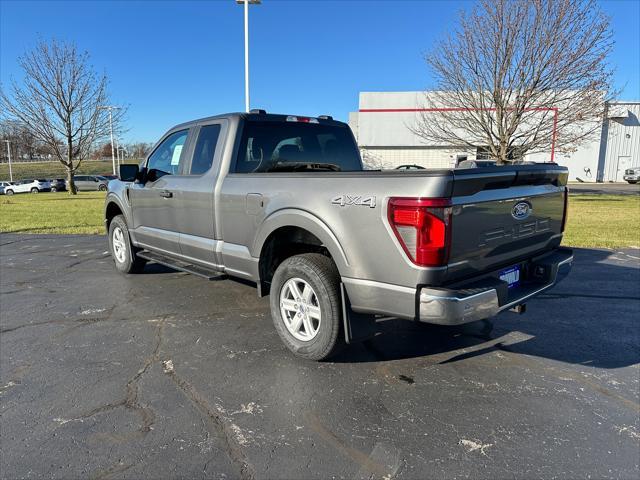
<box><xmin>171</xmin><ymin>111</ymin><xmax>347</xmax><ymax>131</ymax></box>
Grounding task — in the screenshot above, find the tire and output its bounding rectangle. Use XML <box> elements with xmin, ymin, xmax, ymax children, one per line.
<box><xmin>99</xmin><ymin>184</ymin><xmax>107</xmax><ymax>191</ymax></box>
<box><xmin>5</xmin><ymin>189</ymin><xmax>14</xmax><ymax>196</ymax></box>
<box><xmin>51</xmin><ymin>187</ymin><xmax>57</xmax><ymax>192</ymax></box>
<box><xmin>628</xmin><ymin>181</ymin><xmax>637</xmax><ymax>184</ymax></box>
<box><xmin>270</xmin><ymin>253</ymin><xmax>344</xmax><ymax>361</ymax></box>
<box><xmin>30</xmin><ymin>188</ymin><xmax>39</xmax><ymax>194</ymax></box>
<box><xmin>108</xmin><ymin>215</ymin><xmax>147</xmax><ymax>274</ymax></box>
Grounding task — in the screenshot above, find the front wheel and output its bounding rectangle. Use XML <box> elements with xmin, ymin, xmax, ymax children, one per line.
<box><xmin>30</xmin><ymin>188</ymin><xmax>39</xmax><ymax>194</ymax></box>
<box><xmin>628</xmin><ymin>181</ymin><xmax>637</xmax><ymax>184</ymax></box>
<box><xmin>99</xmin><ymin>184</ymin><xmax>107</xmax><ymax>191</ymax></box>
<box><xmin>270</xmin><ymin>253</ymin><xmax>344</xmax><ymax>361</ymax></box>
<box><xmin>51</xmin><ymin>187</ymin><xmax>57</xmax><ymax>192</ymax></box>
<box><xmin>5</xmin><ymin>189</ymin><xmax>14</xmax><ymax>196</ymax></box>
<box><xmin>108</xmin><ymin>215</ymin><xmax>147</xmax><ymax>274</ymax></box>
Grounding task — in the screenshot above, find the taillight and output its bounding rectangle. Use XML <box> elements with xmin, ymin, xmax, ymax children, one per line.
<box><xmin>388</xmin><ymin>197</ymin><xmax>452</xmax><ymax>267</ymax></box>
<box><xmin>561</xmin><ymin>187</ymin><xmax>569</xmax><ymax>232</ymax></box>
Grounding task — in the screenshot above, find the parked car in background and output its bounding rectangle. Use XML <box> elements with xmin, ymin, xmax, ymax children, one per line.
<box><xmin>623</xmin><ymin>167</ymin><xmax>640</xmax><ymax>184</ymax></box>
<box><xmin>4</xmin><ymin>179</ymin><xmax>52</xmax><ymax>195</ymax></box>
<box><xmin>395</xmin><ymin>164</ymin><xmax>426</xmax><ymax>170</ymax></box>
<box><xmin>74</xmin><ymin>175</ymin><xmax>109</xmax><ymax>191</ymax></box>
<box><xmin>458</xmin><ymin>160</ymin><xmax>498</xmax><ymax>168</ymax></box>
<box><xmin>0</xmin><ymin>181</ymin><xmax>14</xmax><ymax>195</ymax></box>
<box><xmin>49</xmin><ymin>179</ymin><xmax>67</xmax><ymax>192</ymax></box>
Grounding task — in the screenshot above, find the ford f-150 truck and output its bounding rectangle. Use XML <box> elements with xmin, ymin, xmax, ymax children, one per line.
<box><xmin>105</xmin><ymin>111</ymin><xmax>573</xmax><ymax>360</ymax></box>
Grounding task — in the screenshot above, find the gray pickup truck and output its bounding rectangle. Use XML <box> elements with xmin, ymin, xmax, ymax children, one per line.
<box><xmin>105</xmin><ymin>111</ymin><xmax>573</xmax><ymax>360</ymax></box>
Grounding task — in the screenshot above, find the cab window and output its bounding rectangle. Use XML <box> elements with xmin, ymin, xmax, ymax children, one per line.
<box><xmin>147</xmin><ymin>130</ymin><xmax>189</xmax><ymax>177</ymax></box>
<box><xmin>235</xmin><ymin>121</ymin><xmax>362</xmax><ymax>173</ymax></box>
<box><xmin>190</xmin><ymin>124</ymin><xmax>221</xmax><ymax>175</ymax></box>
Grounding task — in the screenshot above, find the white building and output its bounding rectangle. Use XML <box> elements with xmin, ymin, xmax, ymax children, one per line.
<box><xmin>349</xmin><ymin>91</ymin><xmax>640</xmax><ymax>182</ymax></box>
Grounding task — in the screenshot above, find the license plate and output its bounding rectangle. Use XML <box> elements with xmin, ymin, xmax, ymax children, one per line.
<box><xmin>500</xmin><ymin>266</ymin><xmax>520</xmax><ymax>288</ymax></box>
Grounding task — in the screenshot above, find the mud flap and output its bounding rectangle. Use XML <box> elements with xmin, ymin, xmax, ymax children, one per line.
<box><xmin>340</xmin><ymin>283</ymin><xmax>381</xmax><ymax>344</ymax></box>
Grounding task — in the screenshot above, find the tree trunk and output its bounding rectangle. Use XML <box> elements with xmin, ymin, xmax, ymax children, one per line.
<box><xmin>66</xmin><ymin>140</ymin><xmax>77</xmax><ymax>195</ymax></box>
<box><xmin>66</xmin><ymin>167</ymin><xmax>77</xmax><ymax>194</ymax></box>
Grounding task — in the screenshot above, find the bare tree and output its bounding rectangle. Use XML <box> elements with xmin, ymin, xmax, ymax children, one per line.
<box><xmin>128</xmin><ymin>142</ymin><xmax>153</xmax><ymax>161</ymax></box>
<box><xmin>0</xmin><ymin>120</ymin><xmax>41</xmax><ymax>162</ymax></box>
<box><xmin>414</xmin><ymin>0</ymin><xmax>615</xmax><ymax>164</ymax></box>
<box><xmin>0</xmin><ymin>39</ymin><xmax>125</xmax><ymax>192</ymax></box>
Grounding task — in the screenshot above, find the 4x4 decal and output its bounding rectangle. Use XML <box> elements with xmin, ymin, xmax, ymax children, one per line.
<box><xmin>331</xmin><ymin>195</ymin><xmax>376</xmax><ymax>208</ymax></box>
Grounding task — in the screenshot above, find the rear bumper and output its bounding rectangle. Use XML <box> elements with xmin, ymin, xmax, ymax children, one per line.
<box><xmin>343</xmin><ymin>247</ymin><xmax>573</xmax><ymax>325</ymax></box>
<box><xmin>419</xmin><ymin>248</ymin><xmax>573</xmax><ymax>325</ymax></box>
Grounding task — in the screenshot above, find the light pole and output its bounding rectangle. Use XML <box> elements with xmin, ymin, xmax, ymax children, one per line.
<box><xmin>3</xmin><ymin>140</ymin><xmax>13</xmax><ymax>182</ymax></box>
<box><xmin>236</xmin><ymin>0</ymin><xmax>261</xmax><ymax>113</ymax></box>
<box><xmin>98</xmin><ymin>105</ymin><xmax>122</xmax><ymax>175</ymax></box>
<box><xmin>115</xmin><ymin>137</ymin><xmax>121</xmax><ymax>168</ymax></box>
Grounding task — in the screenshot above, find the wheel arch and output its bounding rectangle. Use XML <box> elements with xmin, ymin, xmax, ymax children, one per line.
<box><xmin>104</xmin><ymin>196</ymin><xmax>130</xmax><ymax>232</ymax></box>
<box><xmin>253</xmin><ymin>209</ymin><xmax>349</xmax><ymax>296</ymax></box>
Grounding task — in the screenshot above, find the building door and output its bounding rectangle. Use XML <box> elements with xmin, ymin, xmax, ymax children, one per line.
<box><xmin>616</xmin><ymin>156</ymin><xmax>632</xmax><ymax>182</ymax></box>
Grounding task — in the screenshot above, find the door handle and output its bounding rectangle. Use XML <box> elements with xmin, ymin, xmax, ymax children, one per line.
<box><xmin>160</xmin><ymin>190</ymin><xmax>173</xmax><ymax>198</ymax></box>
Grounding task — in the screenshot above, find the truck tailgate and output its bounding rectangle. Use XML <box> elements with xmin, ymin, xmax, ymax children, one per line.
<box><xmin>446</xmin><ymin>165</ymin><xmax>568</xmax><ymax>282</ymax></box>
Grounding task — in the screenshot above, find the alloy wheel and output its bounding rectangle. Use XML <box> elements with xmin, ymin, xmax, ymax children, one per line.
<box><xmin>279</xmin><ymin>277</ymin><xmax>322</xmax><ymax>341</ymax></box>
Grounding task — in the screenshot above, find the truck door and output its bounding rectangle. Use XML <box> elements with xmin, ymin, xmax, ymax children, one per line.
<box><xmin>129</xmin><ymin>128</ymin><xmax>192</xmax><ymax>255</ymax></box>
<box><xmin>174</xmin><ymin>120</ymin><xmax>227</xmax><ymax>268</ymax></box>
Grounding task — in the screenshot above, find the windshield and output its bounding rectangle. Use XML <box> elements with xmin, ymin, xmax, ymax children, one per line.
<box><xmin>235</xmin><ymin>121</ymin><xmax>362</xmax><ymax>173</ymax></box>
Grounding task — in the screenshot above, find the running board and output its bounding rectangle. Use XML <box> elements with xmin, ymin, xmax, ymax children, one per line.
<box><xmin>137</xmin><ymin>250</ymin><xmax>225</xmax><ymax>280</ymax></box>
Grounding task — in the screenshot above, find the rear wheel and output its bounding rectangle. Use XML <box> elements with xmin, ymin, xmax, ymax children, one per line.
<box><xmin>51</xmin><ymin>187</ymin><xmax>57</xmax><ymax>192</ymax></box>
<box><xmin>5</xmin><ymin>189</ymin><xmax>14</xmax><ymax>196</ymax></box>
<box><xmin>99</xmin><ymin>184</ymin><xmax>107</xmax><ymax>191</ymax></box>
<box><xmin>270</xmin><ymin>253</ymin><xmax>344</xmax><ymax>361</ymax></box>
<box><xmin>108</xmin><ymin>215</ymin><xmax>147</xmax><ymax>274</ymax></box>
<box><xmin>628</xmin><ymin>181</ymin><xmax>637</xmax><ymax>184</ymax></box>
<box><xmin>30</xmin><ymin>188</ymin><xmax>39</xmax><ymax>194</ymax></box>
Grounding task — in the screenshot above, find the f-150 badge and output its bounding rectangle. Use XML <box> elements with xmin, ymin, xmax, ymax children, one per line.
<box><xmin>332</xmin><ymin>195</ymin><xmax>376</xmax><ymax>208</ymax></box>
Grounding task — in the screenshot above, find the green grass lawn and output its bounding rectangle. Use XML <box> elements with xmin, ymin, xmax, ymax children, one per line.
<box><xmin>0</xmin><ymin>160</ymin><xmax>139</xmax><ymax>181</ymax></box>
<box><xmin>562</xmin><ymin>194</ymin><xmax>640</xmax><ymax>249</ymax></box>
<box><xmin>0</xmin><ymin>191</ymin><xmax>638</xmax><ymax>249</ymax></box>
<box><xmin>0</xmin><ymin>191</ymin><xmax>106</xmax><ymax>235</ymax></box>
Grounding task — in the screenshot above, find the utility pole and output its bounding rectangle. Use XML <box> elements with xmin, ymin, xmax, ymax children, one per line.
<box><xmin>98</xmin><ymin>105</ymin><xmax>121</xmax><ymax>175</ymax></box>
<box><xmin>3</xmin><ymin>140</ymin><xmax>13</xmax><ymax>182</ymax></box>
<box><xmin>236</xmin><ymin>0</ymin><xmax>261</xmax><ymax>113</ymax></box>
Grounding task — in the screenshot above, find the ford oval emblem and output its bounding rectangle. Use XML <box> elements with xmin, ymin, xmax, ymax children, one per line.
<box><xmin>512</xmin><ymin>201</ymin><xmax>532</xmax><ymax>220</ymax></box>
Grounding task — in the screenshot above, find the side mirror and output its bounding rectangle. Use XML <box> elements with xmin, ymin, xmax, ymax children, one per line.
<box><xmin>119</xmin><ymin>164</ymin><xmax>139</xmax><ymax>182</ymax></box>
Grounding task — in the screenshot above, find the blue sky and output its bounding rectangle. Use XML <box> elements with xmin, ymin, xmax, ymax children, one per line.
<box><xmin>1</xmin><ymin>0</ymin><xmax>639</xmax><ymax>143</ymax></box>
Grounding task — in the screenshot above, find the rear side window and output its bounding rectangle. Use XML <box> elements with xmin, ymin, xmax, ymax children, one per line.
<box><xmin>190</xmin><ymin>124</ymin><xmax>222</xmax><ymax>175</ymax></box>
<box><xmin>147</xmin><ymin>129</ymin><xmax>189</xmax><ymax>176</ymax></box>
<box><xmin>234</xmin><ymin>121</ymin><xmax>361</xmax><ymax>173</ymax></box>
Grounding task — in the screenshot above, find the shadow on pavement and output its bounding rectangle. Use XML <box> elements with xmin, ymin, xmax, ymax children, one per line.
<box><xmin>332</xmin><ymin>247</ymin><xmax>640</xmax><ymax>369</ymax></box>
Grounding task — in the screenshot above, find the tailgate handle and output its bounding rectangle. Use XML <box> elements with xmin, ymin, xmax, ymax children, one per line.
<box><xmin>160</xmin><ymin>190</ymin><xmax>173</xmax><ymax>198</ymax></box>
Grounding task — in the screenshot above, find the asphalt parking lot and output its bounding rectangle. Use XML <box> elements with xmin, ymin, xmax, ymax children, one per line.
<box><xmin>1</xmin><ymin>234</ymin><xmax>639</xmax><ymax>479</ymax></box>
<box><xmin>569</xmin><ymin>182</ymin><xmax>640</xmax><ymax>195</ymax></box>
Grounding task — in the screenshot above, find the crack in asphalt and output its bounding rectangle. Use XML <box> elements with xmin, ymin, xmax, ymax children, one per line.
<box><xmin>59</xmin><ymin>317</ymin><xmax>167</xmax><ymax>445</ymax></box>
<box><xmin>165</xmin><ymin>371</ymin><xmax>256</xmax><ymax>480</ymax></box>
<box><xmin>66</xmin><ymin>253</ymin><xmax>110</xmax><ymax>270</ymax></box>
<box><xmin>90</xmin><ymin>461</ymin><xmax>136</xmax><ymax>480</ymax></box>
<box><xmin>52</xmin><ymin>314</ymin><xmax>256</xmax><ymax>480</ymax></box>
<box><xmin>0</xmin><ymin>313</ymin><xmax>114</xmax><ymax>335</ymax></box>
<box><xmin>1</xmin><ymin>318</ymin><xmax>78</xmax><ymax>334</ymax></box>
